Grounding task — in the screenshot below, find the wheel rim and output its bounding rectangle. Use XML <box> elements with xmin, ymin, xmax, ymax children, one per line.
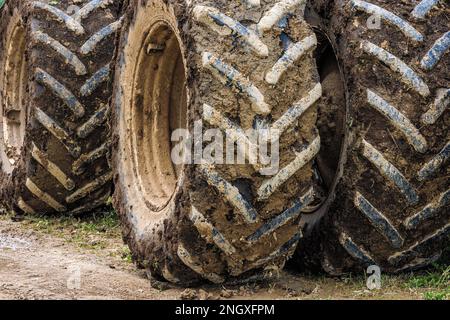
<box><xmin>0</xmin><ymin>16</ymin><xmax>28</xmax><ymax>174</ymax></box>
<box><xmin>128</xmin><ymin>20</ymin><xmax>188</xmax><ymax>212</ymax></box>
<box><xmin>302</xmin><ymin>29</ymin><xmax>348</xmax><ymax>218</ymax></box>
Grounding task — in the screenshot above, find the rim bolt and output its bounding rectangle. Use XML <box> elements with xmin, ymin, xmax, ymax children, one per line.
<box><xmin>147</xmin><ymin>42</ymin><xmax>165</xmax><ymax>54</ymax></box>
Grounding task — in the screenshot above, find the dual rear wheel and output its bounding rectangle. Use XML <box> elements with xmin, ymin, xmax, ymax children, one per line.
<box><xmin>112</xmin><ymin>0</ymin><xmax>448</xmax><ymax>283</ymax></box>
<box><xmin>2</xmin><ymin>0</ymin><xmax>447</xmax><ymax>284</ymax></box>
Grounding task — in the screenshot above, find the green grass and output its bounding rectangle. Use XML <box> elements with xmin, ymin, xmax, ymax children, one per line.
<box><xmin>12</xmin><ymin>205</ymin><xmax>137</xmax><ymax>264</ymax></box>
<box><xmin>0</xmin><ymin>205</ymin><xmax>132</xmax><ymax>265</ymax></box>
<box><xmin>405</xmin><ymin>245</ymin><xmax>450</xmax><ymax>301</ymax></box>
<box><xmin>118</xmin><ymin>246</ymin><xmax>133</xmax><ymax>263</ymax></box>
<box><xmin>314</xmin><ymin>248</ymin><xmax>449</xmax><ymax>300</ymax></box>
<box><xmin>18</xmin><ymin>205</ymin><xmax>121</xmax><ymax>250</ymax></box>
<box><xmin>406</xmin><ymin>263</ymin><xmax>449</xmax><ymax>300</ymax></box>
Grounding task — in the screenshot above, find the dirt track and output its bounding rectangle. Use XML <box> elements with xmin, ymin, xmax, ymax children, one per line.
<box><xmin>0</xmin><ymin>218</ymin><xmax>157</xmax><ymax>300</ymax></box>
<box><xmin>0</xmin><ymin>214</ymin><xmax>437</xmax><ymax>300</ymax></box>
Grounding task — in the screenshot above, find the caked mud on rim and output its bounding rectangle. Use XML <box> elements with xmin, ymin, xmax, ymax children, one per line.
<box><xmin>0</xmin><ymin>11</ymin><xmax>28</xmax><ymax>174</ymax></box>
<box><xmin>122</xmin><ymin>17</ymin><xmax>188</xmax><ymax>213</ymax></box>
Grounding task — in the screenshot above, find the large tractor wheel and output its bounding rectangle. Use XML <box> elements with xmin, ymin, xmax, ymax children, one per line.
<box><xmin>300</xmin><ymin>0</ymin><xmax>449</xmax><ymax>274</ymax></box>
<box><xmin>0</xmin><ymin>0</ymin><xmax>122</xmax><ymax>215</ymax></box>
<box><xmin>113</xmin><ymin>0</ymin><xmax>323</xmax><ymax>284</ymax></box>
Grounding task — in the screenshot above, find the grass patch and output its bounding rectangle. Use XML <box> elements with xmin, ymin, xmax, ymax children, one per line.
<box><xmin>317</xmin><ymin>253</ymin><xmax>449</xmax><ymax>300</ymax></box>
<box><xmin>406</xmin><ymin>264</ymin><xmax>449</xmax><ymax>300</ymax></box>
<box><xmin>335</xmin><ymin>244</ymin><xmax>450</xmax><ymax>300</ymax></box>
<box><xmin>17</xmin><ymin>205</ymin><xmax>121</xmax><ymax>250</ymax></box>
<box><xmin>405</xmin><ymin>246</ymin><xmax>450</xmax><ymax>301</ymax></box>
<box><xmin>119</xmin><ymin>246</ymin><xmax>133</xmax><ymax>263</ymax></box>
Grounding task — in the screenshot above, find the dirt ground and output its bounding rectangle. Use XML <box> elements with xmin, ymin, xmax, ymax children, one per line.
<box><xmin>0</xmin><ymin>210</ymin><xmax>447</xmax><ymax>300</ymax></box>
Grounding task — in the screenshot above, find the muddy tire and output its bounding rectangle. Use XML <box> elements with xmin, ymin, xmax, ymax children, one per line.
<box><xmin>0</xmin><ymin>0</ymin><xmax>122</xmax><ymax>215</ymax></box>
<box><xmin>113</xmin><ymin>0</ymin><xmax>323</xmax><ymax>284</ymax></box>
<box><xmin>302</xmin><ymin>0</ymin><xmax>449</xmax><ymax>274</ymax></box>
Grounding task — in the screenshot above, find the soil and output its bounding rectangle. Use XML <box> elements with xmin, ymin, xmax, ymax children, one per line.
<box><xmin>0</xmin><ymin>214</ymin><xmax>429</xmax><ymax>300</ymax></box>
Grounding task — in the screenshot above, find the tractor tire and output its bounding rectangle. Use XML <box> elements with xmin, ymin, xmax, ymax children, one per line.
<box><xmin>0</xmin><ymin>0</ymin><xmax>122</xmax><ymax>215</ymax></box>
<box><xmin>302</xmin><ymin>0</ymin><xmax>449</xmax><ymax>274</ymax></box>
<box><xmin>113</xmin><ymin>0</ymin><xmax>323</xmax><ymax>284</ymax></box>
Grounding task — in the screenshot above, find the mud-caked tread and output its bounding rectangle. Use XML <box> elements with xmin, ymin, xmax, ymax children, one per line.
<box><xmin>306</xmin><ymin>0</ymin><xmax>449</xmax><ymax>274</ymax></box>
<box><xmin>0</xmin><ymin>0</ymin><xmax>122</xmax><ymax>214</ymax></box>
<box><xmin>113</xmin><ymin>0</ymin><xmax>322</xmax><ymax>284</ymax></box>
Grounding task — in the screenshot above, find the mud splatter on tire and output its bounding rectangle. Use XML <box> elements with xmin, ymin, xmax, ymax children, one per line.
<box><xmin>302</xmin><ymin>0</ymin><xmax>449</xmax><ymax>274</ymax></box>
<box><xmin>112</xmin><ymin>0</ymin><xmax>323</xmax><ymax>284</ymax></box>
<box><xmin>0</xmin><ymin>0</ymin><xmax>122</xmax><ymax>214</ymax></box>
